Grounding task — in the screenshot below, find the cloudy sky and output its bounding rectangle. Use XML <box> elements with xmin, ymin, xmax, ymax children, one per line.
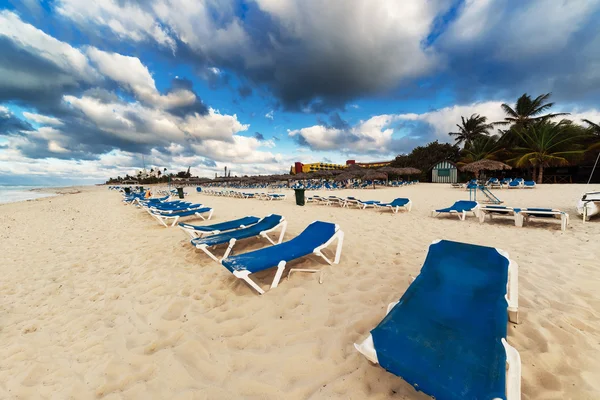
<box><xmin>1</xmin><ymin>0</ymin><xmax>600</xmax><ymax>185</ymax></box>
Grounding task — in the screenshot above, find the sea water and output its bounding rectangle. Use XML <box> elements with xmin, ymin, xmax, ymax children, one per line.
<box><xmin>0</xmin><ymin>185</ymin><xmax>56</xmax><ymax>204</ymax></box>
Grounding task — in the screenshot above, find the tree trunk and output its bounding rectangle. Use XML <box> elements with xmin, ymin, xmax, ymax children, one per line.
<box><xmin>532</xmin><ymin>165</ymin><xmax>537</xmax><ymax>182</ymax></box>
<box><xmin>538</xmin><ymin>165</ymin><xmax>544</xmax><ymax>184</ymax></box>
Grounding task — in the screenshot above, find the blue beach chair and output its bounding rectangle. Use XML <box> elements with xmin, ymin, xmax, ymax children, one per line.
<box><xmin>150</xmin><ymin>206</ymin><xmax>213</xmax><ymax>227</ymax></box>
<box><xmin>191</xmin><ymin>214</ymin><xmax>287</xmax><ymax>262</ymax></box>
<box><xmin>220</xmin><ymin>221</ymin><xmax>344</xmax><ymax>294</ymax></box>
<box><xmin>432</xmin><ymin>200</ymin><xmax>479</xmax><ymax>220</ymax></box>
<box><xmin>523</xmin><ymin>180</ymin><xmax>536</xmax><ymax>188</ymax></box>
<box><xmin>354</xmin><ymin>240</ymin><xmax>520</xmax><ymax>400</ymax></box>
<box><xmin>178</xmin><ymin>216</ymin><xmax>261</xmax><ymax>239</ymax></box>
<box><xmin>374</xmin><ymin>198</ymin><xmax>412</xmax><ymax>213</ymax></box>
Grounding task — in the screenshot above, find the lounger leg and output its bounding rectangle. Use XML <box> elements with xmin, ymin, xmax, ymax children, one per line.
<box><xmin>152</xmin><ymin>214</ymin><xmax>169</xmax><ymax>227</ymax></box>
<box><xmin>233</xmin><ymin>270</ymin><xmax>265</xmax><ymax>294</ymax></box>
<box><xmin>478</xmin><ymin>212</ymin><xmax>486</xmax><ymax>223</ymax></box>
<box><xmin>277</xmin><ymin>220</ymin><xmax>287</xmax><ymax>244</ymax></box>
<box><xmin>197</xmin><ymin>244</ymin><xmax>221</xmax><ymax>263</ymax></box>
<box><xmin>502</xmin><ymin>338</ymin><xmax>522</xmax><ymax>400</ymax></box>
<box><xmin>222</xmin><ymin>238</ymin><xmax>237</xmax><ymax>259</ymax></box>
<box><xmin>333</xmin><ymin>231</ymin><xmax>344</xmax><ymax>264</ymax></box>
<box><xmin>271</xmin><ymin>261</ymin><xmax>287</xmax><ymax>289</ymax></box>
<box><xmin>508</xmin><ymin>260</ymin><xmax>519</xmax><ymax>324</ymax></box>
<box><xmin>170</xmin><ymin>216</ymin><xmax>180</xmax><ymax>227</ymax></box>
<box><xmin>407</xmin><ymin>202</ymin><xmax>412</xmax><ymax>212</ymax></box>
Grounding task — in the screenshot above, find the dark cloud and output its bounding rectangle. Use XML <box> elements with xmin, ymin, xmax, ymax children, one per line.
<box><xmin>166</xmin><ymin>77</ymin><xmax>209</xmax><ymax>117</ymax></box>
<box><xmin>0</xmin><ymin>37</ymin><xmax>84</xmax><ymax>109</ymax></box>
<box><xmin>253</xmin><ymin>131</ymin><xmax>265</xmax><ymax>140</ymax></box>
<box><xmin>317</xmin><ymin>112</ymin><xmax>350</xmax><ymax>130</ymax></box>
<box><xmin>0</xmin><ymin>111</ymin><xmax>34</xmax><ymax>135</ymax></box>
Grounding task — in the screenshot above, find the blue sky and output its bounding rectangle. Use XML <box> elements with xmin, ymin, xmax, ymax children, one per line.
<box><xmin>1</xmin><ymin>0</ymin><xmax>600</xmax><ymax>185</ymax></box>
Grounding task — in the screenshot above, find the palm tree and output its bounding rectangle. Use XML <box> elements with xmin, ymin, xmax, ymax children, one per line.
<box><xmin>582</xmin><ymin>119</ymin><xmax>600</xmax><ymax>136</ymax></box>
<box><xmin>449</xmin><ymin>114</ymin><xmax>494</xmax><ymax>147</ymax></box>
<box><xmin>497</xmin><ymin>93</ymin><xmax>569</xmax><ymax>129</ymax></box>
<box><xmin>510</xmin><ymin>120</ymin><xmax>585</xmax><ymax>183</ymax></box>
<box><xmin>460</xmin><ymin>135</ymin><xmax>502</xmax><ymax>163</ymax></box>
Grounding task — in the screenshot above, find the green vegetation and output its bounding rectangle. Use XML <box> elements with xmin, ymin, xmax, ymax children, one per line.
<box><xmin>392</xmin><ymin>92</ymin><xmax>599</xmax><ymax>183</ymax></box>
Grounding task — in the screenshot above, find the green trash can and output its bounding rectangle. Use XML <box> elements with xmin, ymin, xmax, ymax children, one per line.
<box><xmin>124</xmin><ymin>187</ymin><xmax>131</xmax><ymax>194</ymax></box>
<box><xmin>176</xmin><ymin>187</ymin><xmax>185</xmax><ymax>199</ymax></box>
<box><xmin>294</xmin><ymin>189</ymin><xmax>305</xmax><ymax>206</ymax></box>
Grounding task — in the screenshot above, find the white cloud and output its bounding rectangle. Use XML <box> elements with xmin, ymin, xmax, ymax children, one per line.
<box><xmin>443</xmin><ymin>0</ymin><xmax>600</xmax><ymax>61</ymax></box>
<box><xmin>397</xmin><ymin>101</ymin><xmax>506</xmax><ymax>143</ymax></box>
<box><xmin>56</xmin><ymin>0</ymin><xmax>175</xmax><ymax>51</ymax></box>
<box><xmin>86</xmin><ymin>48</ymin><xmax>196</xmax><ymax>109</ymax></box>
<box><xmin>0</xmin><ymin>10</ymin><xmax>99</xmax><ymax>82</ymax></box>
<box><xmin>289</xmin><ymin>114</ymin><xmax>399</xmax><ymax>152</ymax></box>
<box><xmin>191</xmin><ymin>135</ymin><xmax>279</xmax><ymax>163</ymax></box>
<box><xmin>23</xmin><ymin>112</ymin><xmax>63</xmax><ymax>126</ymax></box>
<box><xmin>265</xmin><ymin>110</ymin><xmax>274</xmax><ymax>120</ymax></box>
<box><xmin>182</xmin><ymin>108</ymin><xmax>249</xmax><ymax>141</ymax></box>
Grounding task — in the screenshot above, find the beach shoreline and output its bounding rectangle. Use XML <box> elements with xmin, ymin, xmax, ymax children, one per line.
<box><xmin>1</xmin><ymin>183</ymin><xmax>599</xmax><ymax>399</ymax></box>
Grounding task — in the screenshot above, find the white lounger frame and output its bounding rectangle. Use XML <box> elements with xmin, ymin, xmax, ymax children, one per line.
<box><xmin>431</xmin><ymin>203</ymin><xmax>479</xmax><ymax>220</ymax></box>
<box><xmin>375</xmin><ymin>200</ymin><xmax>412</xmax><ymax>213</ymax></box>
<box><xmin>478</xmin><ymin>206</ymin><xmax>517</xmax><ymax>225</ymax></box>
<box><xmin>516</xmin><ymin>209</ymin><xmax>569</xmax><ymax>231</ymax></box>
<box><xmin>151</xmin><ymin>208</ymin><xmax>213</xmax><ymax>227</ymax></box>
<box><xmin>195</xmin><ymin>218</ymin><xmax>288</xmax><ymax>263</ymax></box>
<box><xmin>229</xmin><ymin>224</ymin><xmax>344</xmax><ymax>295</ymax></box>
<box><xmin>178</xmin><ymin>217</ymin><xmax>256</xmax><ymax>239</ymax></box>
<box><xmin>354</xmin><ymin>242</ymin><xmax>520</xmax><ymax>400</ymax></box>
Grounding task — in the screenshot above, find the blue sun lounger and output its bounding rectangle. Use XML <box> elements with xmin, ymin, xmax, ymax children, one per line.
<box><xmin>220</xmin><ymin>221</ymin><xmax>344</xmax><ymax>294</ymax></box>
<box><xmin>150</xmin><ymin>206</ymin><xmax>213</xmax><ymax>227</ymax></box>
<box><xmin>523</xmin><ymin>181</ymin><xmax>536</xmax><ymax>188</ymax></box>
<box><xmin>355</xmin><ymin>240</ymin><xmax>520</xmax><ymax>400</ymax></box>
<box><xmin>191</xmin><ymin>214</ymin><xmax>287</xmax><ymax>262</ymax></box>
<box><xmin>345</xmin><ymin>197</ymin><xmax>381</xmax><ymax>209</ymax></box>
<box><xmin>432</xmin><ymin>200</ymin><xmax>479</xmax><ymax>220</ymax></box>
<box><xmin>178</xmin><ymin>216</ymin><xmax>261</xmax><ymax>239</ymax></box>
<box><xmin>374</xmin><ymin>198</ymin><xmax>412</xmax><ymax>213</ymax></box>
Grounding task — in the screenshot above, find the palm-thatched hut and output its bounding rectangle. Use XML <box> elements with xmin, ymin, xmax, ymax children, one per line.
<box><xmin>460</xmin><ymin>159</ymin><xmax>512</xmax><ymax>178</ymax></box>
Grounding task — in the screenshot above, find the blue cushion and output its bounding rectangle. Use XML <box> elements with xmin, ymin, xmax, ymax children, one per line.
<box><xmin>371</xmin><ymin>240</ymin><xmax>509</xmax><ymax>400</ymax></box>
<box><xmin>221</xmin><ymin>221</ymin><xmax>336</xmax><ymax>273</ymax></box>
<box><xmin>191</xmin><ymin>215</ymin><xmax>283</xmax><ymax>247</ymax></box>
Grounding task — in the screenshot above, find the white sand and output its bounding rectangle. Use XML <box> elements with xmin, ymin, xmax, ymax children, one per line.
<box><xmin>1</xmin><ymin>184</ymin><xmax>599</xmax><ymax>399</ymax></box>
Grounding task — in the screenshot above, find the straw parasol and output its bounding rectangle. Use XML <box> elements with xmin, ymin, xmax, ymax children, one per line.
<box><xmin>460</xmin><ymin>160</ymin><xmax>512</xmax><ymax>178</ymax></box>
<box><xmin>363</xmin><ymin>170</ymin><xmax>388</xmax><ymax>188</ymax></box>
<box><xmin>334</xmin><ymin>172</ymin><xmax>355</xmax><ymax>182</ymax></box>
<box><xmin>345</xmin><ymin>164</ymin><xmax>367</xmax><ymax>177</ymax></box>
<box><xmin>397</xmin><ymin>167</ymin><xmax>422</xmax><ymax>176</ymax></box>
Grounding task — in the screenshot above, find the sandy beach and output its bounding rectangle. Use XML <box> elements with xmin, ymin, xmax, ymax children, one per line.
<box><xmin>1</xmin><ymin>183</ymin><xmax>599</xmax><ymax>399</ymax></box>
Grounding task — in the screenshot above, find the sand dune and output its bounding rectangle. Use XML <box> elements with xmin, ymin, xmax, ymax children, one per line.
<box><xmin>1</xmin><ymin>184</ymin><xmax>599</xmax><ymax>399</ymax></box>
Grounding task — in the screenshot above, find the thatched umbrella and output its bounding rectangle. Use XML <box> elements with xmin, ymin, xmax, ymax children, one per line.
<box><xmin>345</xmin><ymin>164</ymin><xmax>367</xmax><ymax>177</ymax></box>
<box><xmin>460</xmin><ymin>159</ymin><xmax>512</xmax><ymax>178</ymax></box>
<box><xmin>330</xmin><ymin>169</ymin><xmax>345</xmax><ymax>175</ymax></box>
<box><xmin>363</xmin><ymin>170</ymin><xmax>388</xmax><ymax>189</ymax></box>
<box><xmin>334</xmin><ymin>172</ymin><xmax>355</xmax><ymax>182</ymax></box>
<box><xmin>397</xmin><ymin>167</ymin><xmax>422</xmax><ymax>176</ymax></box>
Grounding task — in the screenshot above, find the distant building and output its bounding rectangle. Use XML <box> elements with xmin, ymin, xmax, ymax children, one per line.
<box><xmin>431</xmin><ymin>160</ymin><xmax>458</xmax><ymax>183</ymax></box>
<box><xmin>291</xmin><ymin>159</ymin><xmax>392</xmax><ymax>174</ymax></box>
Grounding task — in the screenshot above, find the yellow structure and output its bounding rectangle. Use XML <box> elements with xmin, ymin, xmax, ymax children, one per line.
<box><xmin>291</xmin><ymin>160</ymin><xmax>392</xmax><ymax>174</ymax></box>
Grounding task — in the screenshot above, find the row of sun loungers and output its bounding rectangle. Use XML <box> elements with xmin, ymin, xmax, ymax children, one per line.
<box><xmin>116</xmin><ymin>188</ymin><xmax>522</xmax><ymax>399</ymax></box>
<box><xmin>433</xmin><ymin>201</ymin><xmax>569</xmax><ymax>230</ymax></box>
<box><xmin>202</xmin><ymin>189</ymin><xmax>286</xmax><ymax>200</ymax></box>
<box><xmin>452</xmin><ymin>178</ymin><xmax>536</xmax><ymax>189</ymax></box>
<box><xmin>308</xmin><ymin>195</ymin><xmax>412</xmax><ymax>213</ymax></box>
